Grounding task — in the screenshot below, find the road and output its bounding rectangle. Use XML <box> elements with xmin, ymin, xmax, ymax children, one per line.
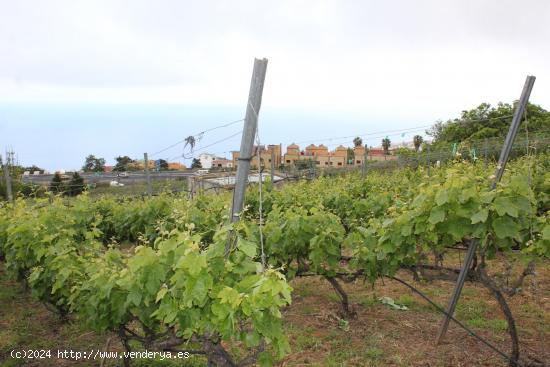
<box><xmin>21</xmin><ymin>171</ymin><xmax>195</xmax><ymax>185</ymax></box>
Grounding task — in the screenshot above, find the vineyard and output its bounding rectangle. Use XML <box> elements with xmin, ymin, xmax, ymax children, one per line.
<box><xmin>0</xmin><ymin>152</ymin><xmax>549</xmax><ymax>366</ymax></box>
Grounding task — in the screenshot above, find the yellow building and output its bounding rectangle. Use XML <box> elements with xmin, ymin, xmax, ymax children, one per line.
<box><xmin>232</xmin><ymin>144</ymin><xmax>283</xmax><ymax>170</ymax></box>
<box><xmin>168</xmin><ymin>162</ymin><xmax>186</xmax><ymax>170</ymax></box>
<box><xmin>283</xmin><ymin>143</ymin><xmax>301</xmax><ymax>166</ymax></box>
<box><xmin>353</xmin><ymin>145</ymin><xmax>366</xmax><ymax>166</ymax></box>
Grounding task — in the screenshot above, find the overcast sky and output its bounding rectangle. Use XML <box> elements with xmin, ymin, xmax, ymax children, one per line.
<box><xmin>1</xmin><ymin>0</ymin><xmax>549</xmax><ymax>170</ymax></box>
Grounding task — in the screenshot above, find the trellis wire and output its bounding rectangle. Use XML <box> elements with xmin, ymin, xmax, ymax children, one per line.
<box><xmin>249</xmin><ymin>99</ymin><xmax>267</xmax><ymax>271</ymax></box>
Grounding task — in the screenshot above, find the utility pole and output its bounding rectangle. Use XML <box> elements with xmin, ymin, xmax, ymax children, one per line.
<box><xmin>144</xmin><ymin>153</ymin><xmax>152</xmax><ymax>198</ymax></box>
<box><xmin>229</xmin><ymin>58</ymin><xmax>268</xmax><ymax>224</ymax></box>
<box><xmin>1</xmin><ymin>154</ymin><xmax>14</xmax><ymax>203</ymax></box>
<box><xmin>435</xmin><ymin>75</ymin><xmax>536</xmax><ymax>346</ymax></box>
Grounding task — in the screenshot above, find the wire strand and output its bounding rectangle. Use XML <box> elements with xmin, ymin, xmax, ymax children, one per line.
<box><xmin>167</xmin><ymin>130</ymin><xmax>243</xmax><ymax>162</ymax></box>
<box><xmin>249</xmin><ymin>99</ymin><xmax>267</xmax><ymax>270</ymax></box>
<box><xmin>291</xmin><ymin>115</ymin><xmax>514</xmax><ymax>146</ymax></box>
<box><xmin>389</xmin><ymin>276</ymin><xmax>523</xmax><ymax>367</ymax></box>
<box><xmin>150</xmin><ymin>118</ymin><xmax>244</xmax><ymax>157</ymax></box>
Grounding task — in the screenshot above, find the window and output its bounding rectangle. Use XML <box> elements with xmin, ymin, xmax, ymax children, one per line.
<box><xmin>286</xmin><ymin>160</ymin><xmax>291</xmax><ymax>163</ymax></box>
<box><xmin>337</xmin><ymin>162</ymin><xmax>342</xmax><ymax>166</ymax></box>
<box><xmin>357</xmin><ymin>160</ymin><xmax>361</xmax><ymax>164</ymax></box>
<box><xmin>325</xmin><ymin>162</ymin><xmax>328</xmax><ymax>165</ymax></box>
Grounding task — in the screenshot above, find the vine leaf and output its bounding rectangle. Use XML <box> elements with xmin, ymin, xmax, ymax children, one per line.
<box><xmin>471</xmin><ymin>208</ymin><xmax>489</xmax><ymax>224</ymax></box>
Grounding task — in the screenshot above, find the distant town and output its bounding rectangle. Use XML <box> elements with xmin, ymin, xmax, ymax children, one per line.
<box><xmin>195</xmin><ymin>140</ymin><xmax>418</xmax><ymax>171</ymax></box>
<box><xmin>20</xmin><ymin>139</ymin><xmax>421</xmax><ymax>175</ymax></box>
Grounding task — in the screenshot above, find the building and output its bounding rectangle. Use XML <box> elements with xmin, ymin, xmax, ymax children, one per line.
<box><xmin>284</xmin><ymin>143</ymin><xmax>300</xmax><ymax>165</ymax></box>
<box><xmin>227</xmin><ymin>140</ymin><xmax>403</xmax><ymax>171</ymax></box>
<box><xmin>198</xmin><ymin>153</ymin><xmax>217</xmax><ymax>169</ymax></box>
<box><xmin>367</xmin><ymin>147</ymin><xmax>396</xmax><ymax>161</ymax></box>
<box><xmin>283</xmin><ymin>143</ymin><xmax>348</xmax><ymax>168</ymax></box>
<box><xmin>353</xmin><ymin>145</ymin><xmax>366</xmax><ymax>166</ymax></box>
<box><xmin>331</xmin><ymin>145</ymin><xmax>348</xmax><ymax>167</ymax></box>
<box><xmin>212</xmin><ymin>158</ymin><xmax>233</xmax><ymax>168</ymax></box>
<box><xmin>168</xmin><ymin>162</ymin><xmax>186</xmax><ymax>170</ymax></box>
<box><xmin>232</xmin><ymin>144</ymin><xmax>282</xmax><ymax>170</ymax></box>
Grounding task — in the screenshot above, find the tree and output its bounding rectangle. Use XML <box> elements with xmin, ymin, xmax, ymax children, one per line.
<box><xmin>413</xmin><ymin>135</ymin><xmax>424</xmax><ymax>152</ymax></box>
<box><xmin>191</xmin><ymin>158</ymin><xmax>202</xmax><ymax>169</ymax></box>
<box><xmin>82</xmin><ymin>155</ymin><xmax>106</xmax><ymax>172</ymax></box>
<box><xmin>158</xmin><ymin>159</ymin><xmax>169</xmax><ymax>171</ymax></box>
<box><xmin>113</xmin><ymin>156</ymin><xmax>135</xmax><ymax>172</ymax></box>
<box><xmin>23</xmin><ymin>165</ymin><xmax>45</xmax><ymax>174</ymax></box>
<box><xmin>382</xmin><ymin>138</ymin><xmax>391</xmax><ymax>156</ymax></box>
<box><xmin>427</xmin><ymin>102</ymin><xmax>550</xmax><ymax>144</ymax></box>
<box><xmin>346</xmin><ymin>147</ymin><xmax>354</xmax><ymax>165</ymax></box>
<box><xmin>68</xmin><ymin>172</ymin><xmax>85</xmax><ymax>196</ymax></box>
<box><xmin>50</xmin><ymin>172</ymin><xmax>65</xmax><ymax>194</ymax></box>
<box><xmin>353</xmin><ymin>137</ymin><xmax>363</xmax><ymax>147</ymax></box>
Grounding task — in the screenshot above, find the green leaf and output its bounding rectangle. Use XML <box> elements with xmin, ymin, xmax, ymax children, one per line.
<box><xmin>155</xmin><ymin>287</ymin><xmax>168</xmax><ymax>303</ymax></box>
<box><xmin>380</xmin><ymin>296</ymin><xmax>408</xmax><ymax>310</ymax></box>
<box><xmin>258</xmin><ymin>351</ymin><xmax>274</xmax><ymax>367</ymax></box>
<box><xmin>176</xmin><ymin>252</ymin><xmax>207</xmax><ymax>277</ymax></box>
<box><xmin>492</xmin><ymin>216</ymin><xmax>521</xmax><ymax>240</ymax></box>
<box><xmin>435</xmin><ymin>189</ymin><xmax>449</xmax><ymax>206</ymax></box>
<box><xmin>471</xmin><ymin>208</ymin><xmax>489</xmax><ymax>224</ymax></box>
<box><xmin>244</xmin><ymin>331</ymin><xmax>261</xmax><ymax>347</ymax></box>
<box><xmin>127</xmin><ymin>291</ymin><xmax>142</xmax><ymax>306</ymax></box>
<box><xmin>218</xmin><ymin>287</ymin><xmax>242</xmax><ymax>308</ymax></box>
<box><xmin>493</xmin><ymin>197</ymin><xmax>518</xmax><ymax>218</ymax></box>
<box><xmin>542</xmin><ymin>225</ymin><xmax>550</xmax><ymax>241</ymax></box>
<box><xmin>428</xmin><ymin>207</ymin><xmax>446</xmax><ymax>224</ymax></box>
<box><xmin>238</xmin><ymin>238</ymin><xmax>257</xmax><ymax>258</ymax></box>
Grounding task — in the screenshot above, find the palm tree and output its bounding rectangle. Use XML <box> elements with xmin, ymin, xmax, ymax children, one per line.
<box><xmin>381</xmin><ymin>137</ymin><xmax>391</xmax><ymax>157</ymax></box>
<box><xmin>353</xmin><ymin>137</ymin><xmax>363</xmax><ymax>147</ymax></box>
<box><xmin>413</xmin><ymin>135</ymin><xmax>424</xmax><ymax>152</ymax></box>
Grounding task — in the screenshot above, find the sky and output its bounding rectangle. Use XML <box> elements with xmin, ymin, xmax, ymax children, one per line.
<box><xmin>0</xmin><ymin>0</ymin><xmax>549</xmax><ymax>171</ymax></box>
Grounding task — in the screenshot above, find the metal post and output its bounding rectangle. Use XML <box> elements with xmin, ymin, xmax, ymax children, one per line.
<box><xmin>435</xmin><ymin>75</ymin><xmax>536</xmax><ymax>345</ymax></box>
<box><xmin>187</xmin><ymin>176</ymin><xmax>194</xmax><ymax>200</ymax></box>
<box><xmin>491</xmin><ymin>77</ymin><xmax>536</xmax><ymax>188</ymax></box>
<box><xmin>144</xmin><ymin>153</ymin><xmax>152</xmax><ymax>198</ymax></box>
<box><xmin>426</xmin><ymin>145</ymin><xmax>431</xmax><ymax>176</ymax></box>
<box><xmin>229</xmin><ymin>58</ymin><xmax>268</xmax><ymax>224</ymax></box>
<box><xmin>270</xmin><ymin>148</ymin><xmax>275</xmax><ymax>184</ymax></box>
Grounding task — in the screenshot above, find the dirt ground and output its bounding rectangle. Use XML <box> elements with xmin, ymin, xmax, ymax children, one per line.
<box><xmin>1</xmin><ymin>258</ymin><xmax>548</xmax><ymax>367</ymax></box>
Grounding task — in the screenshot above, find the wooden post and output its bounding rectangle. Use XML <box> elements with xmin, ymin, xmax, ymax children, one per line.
<box><xmin>435</xmin><ymin>75</ymin><xmax>536</xmax><ymax>345</ymax></box>
<box><xmin>144</xmin><ymin>153</ymin><xmax>152</xmax><ymax>198</ymax></box>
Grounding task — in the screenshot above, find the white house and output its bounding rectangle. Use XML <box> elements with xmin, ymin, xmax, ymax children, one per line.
<box><xmin>198</xmin><ymin>153</ymin><xmax>217</xmax><ymax>169</ymax></box>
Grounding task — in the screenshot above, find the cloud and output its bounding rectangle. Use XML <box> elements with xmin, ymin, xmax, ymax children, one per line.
<box><xmin>0</xmin><ymin>0</ymin><xmax>548</xmax><ymax>117</ymax></box>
